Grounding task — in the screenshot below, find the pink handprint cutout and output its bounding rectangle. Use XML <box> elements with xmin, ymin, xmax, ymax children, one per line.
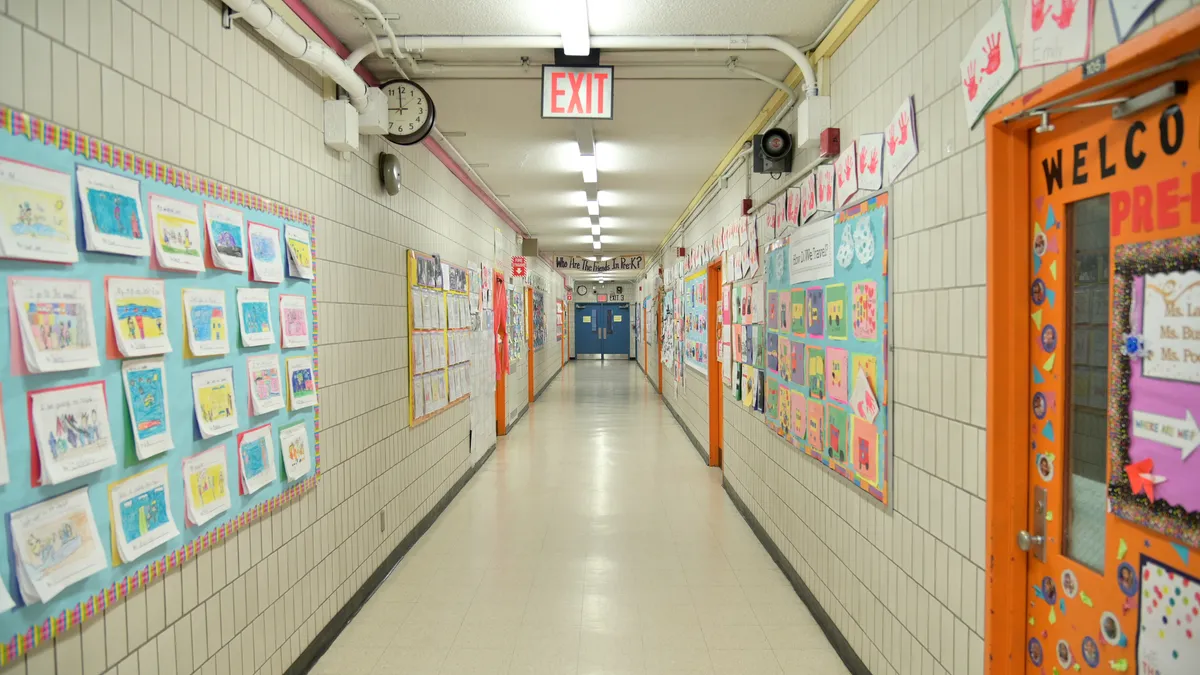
<box><xmin>887</xmin><ymin>128</ymin><xmax>898</xmax><ymax>155</ymax></box>
<box><xmin>866</xmin><ymin>149</ymin><xmax>879</xmax><ymax>175</ymax></box>
<box><xmin>858</xmin><ymin>146</ymin><xmax>870</xmax><ymax>172</ymax></box>
<box><xmin>1052</xmin><ymin>0</ymin><xmax>1077</xmax><ymax>29</ymax></box>
<box><xmin>1030</xmin><ymin>0</ymin><xmax>1052</xmax><ymax>31</ymax></box>
<box><xmin>964</xmin><ymin>62</ymin><xmax>980</xmax><ymax>101</ymax></box>
<box><xmin>898</xmin><ymin>111</ymin><xmax>909</xmax><ymax>145</ymax></box>
<box><xmin>981</xmin><ymin>33</ymin><xmax>1002</xmax><ymax>75</ymax></box>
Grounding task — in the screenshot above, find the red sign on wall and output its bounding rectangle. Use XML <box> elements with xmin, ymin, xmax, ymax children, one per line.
<box><xmin>511</xmin><ymin>255</ymin><xmax>527</xmax><ymax>277</ymax></box>
<box><xmin>541</xmin><ymin>66</ymin><xmax>615</xmax><ymax>119</ymax></box>
<box><xmin>597</xmin><ymin>294</ymin><xmax>608</xmax><ymax>302</ymax></box>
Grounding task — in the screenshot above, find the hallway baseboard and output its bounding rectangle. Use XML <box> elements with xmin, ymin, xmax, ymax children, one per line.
<box><xmin>723</xmin><ymin>477</ymin><xmax>872</xmax><ymax>675</ymax></box>
<box><xmin>288</xmin><ymin>438</ymin><xmax>505</xmax><ymax>674</ymax></box>
<box><xmin>662</xmin><ymin>397</ymin><xmax>709</xmax><ymax>464</ymax></box>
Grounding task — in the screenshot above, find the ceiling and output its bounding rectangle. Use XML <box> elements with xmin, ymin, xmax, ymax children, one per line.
<box><xmin>301</xmin><ymin>0</ymin><xmax>845</xmax><ymax>280</ymax></box>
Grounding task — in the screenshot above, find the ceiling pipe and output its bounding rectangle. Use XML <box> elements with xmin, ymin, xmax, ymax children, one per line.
<box><xmin>393</xmin><ymin>35</ymin><xmax>819</xmax><ymax>96</ymax></box>
<box><xmin>223</xmin><ymin>0</ymin><xmax>370</xmax><ymax>111</ymax></box>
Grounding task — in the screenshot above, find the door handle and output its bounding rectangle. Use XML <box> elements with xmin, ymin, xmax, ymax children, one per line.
<box><xmin>1020</xmin><ymin>486</ymin><xmax>1049</xmax><ymax>562</ymax></box>
<box><xmin>1017</xmin><ymin>531</ymin><xmax>1045</xmax><ymax>551</ymax></box>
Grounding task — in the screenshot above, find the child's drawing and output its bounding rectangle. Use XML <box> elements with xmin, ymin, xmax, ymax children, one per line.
<box><xmin>237</xmin><ymin>288</ymin><xmax>275</xmax><ymax>347</ymax></box>
<box><xmin>150</xmin><ymin>196</ymin><xmax>204</xmax><ymax>271</ymax></box>
<box><xmin>280</xmin><ymin>294</ymin><xmax>310</xmax><ymax>348</ymax></box>
<box><xmin>852</xmin><ymin>281</ymin><xmax>878</xmax><ymax>340</ymax></box>
<box><xmin>248</xmin><ymin>222</ymin><xmax>284</xmax><ymax>283</ymax></box>
<box><xmin>826</xmin><ymin>405</ymin><xmax>849</xmax><ymax>463</ymax></box>
<box><xmin>279</xmin><ymin>422</ymin><xmax>312</xmax><ymax>481</ymax></box>
<box><xmin>287</xmin><ymin>357</ymin><xmax>317</xmax><ymax>410</ymax></box>
<box><xmin>806</xmin><ymin>287</ymin><xmax>825</xmax><ymax>338</ymax></box>
<box><xmin>183</xmin><ymin>288</ymin><xmax>229</xmax><ymax>356</ymax></box>
<box><xmin>77</xmin><ymin>166</ymin><xmax>149</xmax><ymax>256</ymax></box>
<box><xmin>237</xmin><ymin>424</ymin><xmax>277</xmax><ymax>494</ymax></box>
<box><xmin>247</xmin><ymin>355</ymin><xmax>285</xmax><ymax>415</ymax></box>
<box><xmin>0</xmin><ymin>158</ymin><xmax>77</xmax><ymax>262</ymax></box>
<box><xmin>121</xmin><ymin>358</ymin><xmax>173</xmax><ymax>460</ymax></box>
<box><xmin>182</xmin><ymin>446</ymin><xmax>231</xmax><ymax>526</ymax></box>
<box><xmin>191</xmin><ymin>368</ymin><xmax>238</xmax><ymax>439</ymax></box>
<box><xmin>11</xmin><ymin>488</ymin><xmax>107</xmax><ymax>603</ymax></box>
<box><xmin>204</xmin><ymin>203</ymin><xmax>247</xmax><ymax>272</ymax></box>
<box><xmin>110</xmin><ymin>466</ymin><xmax>179</xmax><ymax>563</ymax></box>
<box><xmin>285</xmin><ymin>225</ymin><xmax>314</xmax><ymax>280</ymax></box>
<box><xmin>13</xmin><ymin>277</ymin><xmax>101</xmax><ymax>373</ymax></box>
<box><xmin>31</xmin><ymin>382</ymin><xmax>117</xmax><ymax>485</ymax></box>
<box><xmin>807</xmin><ymin>346</ymin><xmax>826</xmax><ymax>399</ymax></box>
<box><xmin>825</xmin><ymin>284</ymin><xmax>847</xmax><ymax>340</ymax></box>
<box><xmin>827</xmin><ymin>347</ymin><xmax>849</xmax><ymax>404</ymax></box>
<box><xmin>108</xmin><ymin>277</ymin><xmax>171</xmax><ymax>357</ymax></box>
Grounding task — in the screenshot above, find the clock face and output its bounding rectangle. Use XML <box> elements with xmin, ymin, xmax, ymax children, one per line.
<box><xmin>382</xmin><ymin>79</ymin><xmax>436</xmax><ymax>145</ymax></box>
<box><xmin>575</xmin><ymin>284</ymin><xmax>589</xmax><ymax>296</ymax></box>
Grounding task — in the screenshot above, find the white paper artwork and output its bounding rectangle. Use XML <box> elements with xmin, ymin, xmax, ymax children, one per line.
<box><xmin>834</xmin><ymin>142</ymin><xmax>859</xmax><ymax>208</ymax></box>
<box><xmin>1110</xmin><ymin>0</ymin><xmax>1165</xmax><ymax>42</ymax></box>
<box><xmin>247</xmin><ymin>354</ymin><xmax>285</xmax><ymax>415</ymax></box>
<box><xmin>31</xmin><ymin>382</ymin><xmax>117</xmax><ymax>484</ymax></box>
<box><xmin>885</xmin><ymin>97</ymin><xmax>920</xmax><ymax>183</ymax></box>
<box><xmin>76</xmin><ymin>166</ymin><xmax>151</xmax><ymax>257</ymax></box>
<box><xmin>1020</xmin><ymin>0</ymin><xmax>1093</xmax><ymax>67</ymax></box>
<box><xmin>107</xmin><ymin>277</ymin><xmax>172</xmax><ymax>357</ymax></box>
<box><xmin>121</xmin><ymin>358</ymin><xmax>174</xmax><ymax>460</ymax></box>
<box><xmin>1142</xmin><ymin>270</ymin><xmax>1200</xmax><ymax>384</ymax></box>
<box><xmin>11</xmin><ymin>488</ymin><xmax>108</xmax><ymax>604</ymax></box>
<box><xmin>0</xmin><ymin>157</ymin><xmax>78</xmax><ymax>263</ymax></box>
<box><xmin>247</xmin><ymin>222</ymin><xmax>284</xmax><ymax>283</ymax></box>
<box><xmin>148</xmin><ymin>195</ymin><xmax>205</xmax><ymax>272</ymax></box>
<box><xmin>109</xmin><ymin>465</ymin><xmax>180</xmax><ymax>563</ymax></box>
<box><xmin>1137</xmin><ymin>557</ymin><xmax>1200</xmax><ymax>675</ymax></box>
<box><xmin>182</xmin><ymin>288</ymin><xmax>230</xmax><ymax>356</ymax></box>
<box><xmin>789</xmin><ymin>217</ymin><xmax>836</xmax><ymax>285</ymax></box>
<box><xmin>286</xmin><ymin>356</ymin><xmax>318</xmax><ymax>411</ymax></box>
<box><xmin>856</xmin><ymin>133</ymin><xmax>885</xmax><ymax>192</ymax></box>
<box><xmin>236</xmin><ymin>287</ymin><xmax>275</xmax><ymax>347</ymax></box>
<box><xmin>800</xmin><ymin>173</ymin><xmax>818</xmax><ymax>223</ymax></box>
<box><xmin>816</xmin><ymin>164</ymin><xmax>836</xmax><ymax>213</ymax></box>
<box><xmin>204</xmin><ymin>202</ymin><xmax>247</xmax><ymax>272</ymax></box>
<box><xmin>181</xmin><ymin>445</ymin><xmax>232</xmax><ymax>526</ymax></box>
<box><xmin>191</xmin><ymin>367</ymin><xmax>239</xmax><ymax>439</ymax></box>
<box><xmin>12</xmin><ymin>277</ymin><xmax>101</xmax><ymax>373</ymax></box>
<box><xmin>279</xmin><ymin>294</ymin><xmax>310</xmax><ymax>348</ymax></box>
<box><xmin>837</xmin><ymin>225</ymin><xmax>856</xmax><ymax>269</ymax></box>
<box><xmin>284</xmin><ymin>225</ymin><xmax>314</xmax><ymax>279</ymax></box>
<box><xmin>238</xmin><ymin>424</ymin><xmax>277</xmax><ymax>494</ymax></box>
<box><xmin>850</xmin><ymin>367</ymin><xmax>881</xmax><ymax>423</ymax></box>
<box><xmin>854</xmin><ymin>217</ymin><xmax>876</xmax><ymax>265</ymax></box>
<box><xmin>960</xmin><ymin>6</ymin><xmax>1019</xmax><ymax>129</ymax></box>
<box><xmin>278</xmin><ymin>422</ymin><xmax>313</xmax><ymax>482</ymax></box>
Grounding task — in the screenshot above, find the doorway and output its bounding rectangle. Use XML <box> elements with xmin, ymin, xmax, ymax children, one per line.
<box><xmin>707</xmin><ymin>261</ymin><xmax>723</xmax><ymax>467</ymax></box>
<box><xmin>493</xmin><ymin>271</ymin><xmax>508</xmax><ymax>435</ymax></box>
<box><xmin>985</xmin><ymin>13</ymin><xmax>1200</xmax><ymax>672</ymax></box>
<box><xmin>574</xmin><ymin>303</ymin><xmax>631</xmax><ymax>359</ymax></box>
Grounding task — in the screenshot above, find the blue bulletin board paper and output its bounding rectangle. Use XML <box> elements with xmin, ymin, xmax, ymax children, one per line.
<box><xmin>0</xmin><ymin>108</ymin><xmax>319</xmax><ymax>660</ymax></box>
<box><xmin>684</xmin><ymin>270</ymin><xmax>707</xmax><ymax>372</ymax></box>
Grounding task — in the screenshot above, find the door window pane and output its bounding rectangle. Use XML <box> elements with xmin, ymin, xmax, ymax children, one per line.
<box><xmin>1064</xmin><ymin>195</ymin><xmax>1109</xmax><ymax>574</ymax></box>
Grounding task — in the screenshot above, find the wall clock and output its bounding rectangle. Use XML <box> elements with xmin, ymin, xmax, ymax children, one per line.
<box><xmin>575</xmin><ymin>284</ymin><xmax>589</xmax><ymax>296</ymax></box>
<box><xmin>381</xmin><ymin>79</ymin><xmax>436</xmax><ymax>146</ymax></box>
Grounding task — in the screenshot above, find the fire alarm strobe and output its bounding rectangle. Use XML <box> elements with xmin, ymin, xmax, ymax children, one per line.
<box><xmin>753</xmin><ymin>128</ymin><xmax>793</xmax><ymax>174</ymax></box>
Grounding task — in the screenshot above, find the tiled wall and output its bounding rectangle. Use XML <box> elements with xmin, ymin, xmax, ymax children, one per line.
<box><xmin>653</xmin><ymin>1</ymin><xmax>1200</xmax><ymax>674</ymax></box>
<box><xmin>0</xmin><ymin>0</ymin><xmax>528</xmax><ymax>673</ymax></box>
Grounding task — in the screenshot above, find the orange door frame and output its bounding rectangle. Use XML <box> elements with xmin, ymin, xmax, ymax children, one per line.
<box><xmin>982</xmin><ymin>9</ymin><xmax>1200</xmax><ymax>671</ymax></box>
<box><xmin>526</xmin><ymin>287</ymin><xmax>534</xmax><ymax>404</ymax></box>
<box><xmin>706</xmin><ymin>261</ymin><xmax>723</xmax><ymax>467</ymax></box>
<box><xmin>495</xmin><ymin>271</ymin><xmax>508</xmax><ymax>436</ymax></box>
<box><xmin>643</xmin><ymin>304</ymin><xmax>649</xmax><ymax>376</ymax></box>
<box><xmin>657</xmin><ymin>291</ymin><xmax>663</xmax><ymax>394</ymax></box>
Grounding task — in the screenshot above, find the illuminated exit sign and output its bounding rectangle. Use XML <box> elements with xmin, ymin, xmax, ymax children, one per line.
<box><xmin>541</xmin><ymin>66</ymin><xmax>614</xmax><ymax>119</ymax></box>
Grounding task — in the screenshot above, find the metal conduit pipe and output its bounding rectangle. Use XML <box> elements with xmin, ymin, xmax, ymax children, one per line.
<box><xmin>394</xmin><ymin>35</ymin><xmax>819</xmax><ymax>96</ymax></box>
<box><xmin>223</xmin><ymin>0</ymin><xmax>370</xmax><ymax>110</ymax></box>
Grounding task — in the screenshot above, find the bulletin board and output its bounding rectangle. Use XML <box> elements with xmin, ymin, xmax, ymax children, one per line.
<box><xmin>763</xmin><ymin>193</ymin><xmax>891</xmax><ymax>507</ymax></box>
<box><xmin>532</xmin><ymin>290</ymin><xmax>547</xmax><ymax>351</ymax></box>
<box><xmin>661</xmin><ymin>289</ymin><xmax>676</xmax><ymax>374</ymax></box>
<box><xmin>0</xmin><ymin>107</ymin><xmax>319</xmax><ymax>661</ymax></box>
<box><xmin>507</xmin><ymin>287</ymin><xmax>525</xmax><ymax>373</ymax></box>
<box><xmin>683</xmin><ymin>270</ymin><xmax>707</xmax><ymax>372</ymax></box>
<box><xmin>406</xmin><ymin>250</ymin><xmax>471</xmax><ymax>426</ymax></box>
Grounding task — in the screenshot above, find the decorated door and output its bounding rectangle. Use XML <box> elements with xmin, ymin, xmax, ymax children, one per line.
<box><xmin>1023</xmin><ymin>59</ymin><xmax>1200</xmax><ymax>673</ymax></box>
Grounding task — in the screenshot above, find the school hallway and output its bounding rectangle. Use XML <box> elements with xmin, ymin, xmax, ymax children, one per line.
<box><xmin>310</xmin><ymin>360</ymin><xmax>845</xmax><ymax>675</ymax></box>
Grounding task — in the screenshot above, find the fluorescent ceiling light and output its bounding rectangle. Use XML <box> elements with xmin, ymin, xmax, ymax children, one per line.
<box><xmin>579</xmin><ymin>154</ymin><xmax>597</xmax><ymax>183</ymax></box>
<box><xmin>591</xmin><ymin>225</ymin><xmax>601</xmax><ymax>235</ymax></box>
<box><xmin>560</xmin><ymin>0</ymin><xmax>591</xmax><ymax>56</ymax></box>
<box><xmin>587</xmin><ymin>200</ymin><xmax>599</xmax><ymax>216</ymax></box>
<box><xmin>592</xmin><ymin>240</ymin><xmax>601</xmax><ymax>250</ymax></box>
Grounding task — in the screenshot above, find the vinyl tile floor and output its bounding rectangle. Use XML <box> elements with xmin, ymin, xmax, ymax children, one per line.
<box><xmin>311</xmin><ymin>360</ymin><xmax>846</xmax><ymax>675</ymax></box>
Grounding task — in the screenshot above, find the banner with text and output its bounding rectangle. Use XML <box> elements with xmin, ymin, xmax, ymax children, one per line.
<box><xmin>554</xmin><ymin>255</ymin><xmax>645</xmax><ymax>272</ymax></box>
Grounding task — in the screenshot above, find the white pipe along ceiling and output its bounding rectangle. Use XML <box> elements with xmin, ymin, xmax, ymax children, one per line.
<box><xmin>393</xmin><ymin>35</ymin><xmax>819</xmax><ymax>96</ymax></box>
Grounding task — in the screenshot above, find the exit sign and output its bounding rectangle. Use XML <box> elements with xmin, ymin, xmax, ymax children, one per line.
<box><xmin>541</xmin><ymin>66</ymin><xmax>614</xmax><ymax>119</ymax></box>
<box><xmin>597</xmin><ymin>294</ymin><xmax>607</xmax><ymax>302</ymax></box>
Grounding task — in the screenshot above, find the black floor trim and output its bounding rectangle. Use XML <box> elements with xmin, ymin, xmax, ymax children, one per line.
<box><xmin>722</xmin><ymin>477</ymin><xmax>871</xmax><ymax>675</ymax></box>
<box><xmin>662</xmin><ymin>397</ymin><xmax>709</xmax><ymax>464</ymax></box>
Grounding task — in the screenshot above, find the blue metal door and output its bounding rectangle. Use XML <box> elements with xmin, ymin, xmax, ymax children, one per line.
<box><xmin>604</xmin><ymin>305</ymin><xmax>631</xmax><ymax>356</ymax></box>
<box><xmin>574</xmin><ymin>304</ymin><xmax>603</xmax><ymax>355</ymax></box>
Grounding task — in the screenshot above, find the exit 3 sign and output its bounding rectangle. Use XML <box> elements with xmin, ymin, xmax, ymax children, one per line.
<box><xmin>541</xmin><ymin>66</ymin><xmax>614</xmax><ymax>119</ymax></box>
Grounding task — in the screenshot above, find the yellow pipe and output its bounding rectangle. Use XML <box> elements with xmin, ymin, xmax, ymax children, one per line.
<box><xmin>655</xmin><ymin>0</ymin><xmax>879</xmax><ymax>254</ymax></box>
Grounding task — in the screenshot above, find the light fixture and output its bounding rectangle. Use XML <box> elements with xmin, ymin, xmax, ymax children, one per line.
<box><xmin>587</xmin><ymin>200</ymin><xmax>599</xmax><ymax>216</ymax></box>
<box><xmin>560</xmin><ymin>0</ymin><xmax>591</xmax><ymax>56</ymax></box>
<box><xmin>440</xmin><ymin>131</ymin><xmax>467</xmax><ymax>137</ymax></box>
<box><xmin>592</xmin><ymin>240</ymin><xmax>601</xmax><ymax>250</ymax></box>
<box><xmin>579</xmin><ymin>155</ymin><xmax>598</xmax><ymax>183</ymax></box>
<box><xmin>591</xmin><ymin>225</ymin><xmax>601</xmax><ymax>235</ymax></box>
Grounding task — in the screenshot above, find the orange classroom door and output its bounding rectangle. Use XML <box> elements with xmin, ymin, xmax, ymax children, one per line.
<box><xmin>1016</xmin><ymin>57</ymin><xmax>1200</xmax><ymax>673</ymax></box>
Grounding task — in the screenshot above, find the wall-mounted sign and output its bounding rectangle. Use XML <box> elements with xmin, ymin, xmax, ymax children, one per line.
<box><xmin>597</xmin><ymin>295</ymin><xmax>608</xmax><ymax>302</ymax></box>
<box><xmin>541</xmin><ymin>66</ymin><xmax>614</xmax><ymax>119</ymax></box>
<box><xmin>511</xmin><ymin>255</ymin><xmax>527</xmax><ymax>277</ymax></box>
<box><xmin>554</xmin><ymin>254</ymin><xmax>644</xmax><ymax>272</ymax></box>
